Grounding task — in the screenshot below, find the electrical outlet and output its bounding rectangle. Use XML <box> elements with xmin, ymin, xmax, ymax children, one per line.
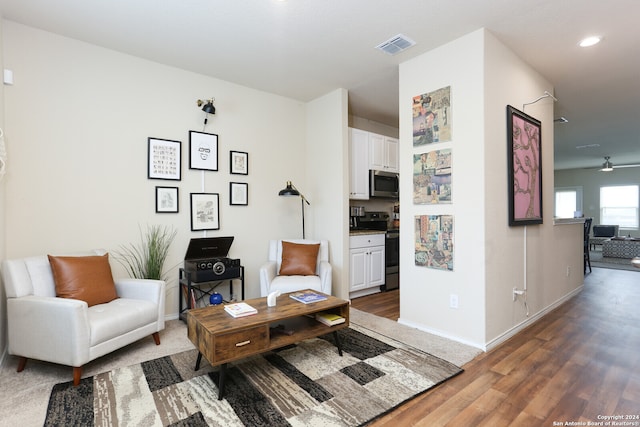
<box><xmin>513</xmin><ymin>287</ymin><xmax>525</xmax><ymax>301</ymax></box>
<box><xmin>449</xmin><ymin>294</ymin><xmax>459</xmax><ymax>309</ymax></box>
<box><xmin>566</xmin><ymin>266</ymin><xmax>571</xmax><ymax>277</ymax></box>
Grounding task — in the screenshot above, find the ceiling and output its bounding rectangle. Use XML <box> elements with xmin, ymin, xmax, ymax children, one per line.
<box><xmin>1</xmin><ymin>0</ymin><xmax>638</xmax><ymax>170</ymax></box>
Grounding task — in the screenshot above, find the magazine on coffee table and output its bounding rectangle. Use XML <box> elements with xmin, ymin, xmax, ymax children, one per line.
<box><xmin>289</xmin><ymin>291</ymin><xmax>327</xmax><ymax>304</ymax></box>
<box><xmin>224</xmin><ymin>302</ymin><xmax>257</xmax><ymax>317</ymax></box>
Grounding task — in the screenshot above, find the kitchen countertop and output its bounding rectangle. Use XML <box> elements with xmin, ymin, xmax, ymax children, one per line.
<box><xmin>349</xmin><ymin>229</ymin><xmax>387</xmax><ymax>236</ymax></box>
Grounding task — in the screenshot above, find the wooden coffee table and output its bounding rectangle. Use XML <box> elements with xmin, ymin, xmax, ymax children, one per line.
<box><xmin>187</xmin><ymin>290</ymin><xmax>350</xmax><ymax>399</ymax></box>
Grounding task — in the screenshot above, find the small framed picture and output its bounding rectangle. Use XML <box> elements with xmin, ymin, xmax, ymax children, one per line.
<box><xmin>189</xmin><ymin>131</ymin><xmax>218</xmax><ymax>171</ymax></box>
<box><xmin>148</xmin><ymin>137</ymin><xmax>181</xmax><ymax>180</ymax></box>
<box><xmin>190</xmin><ymin>193</ymin><xmax>220</xmax><ymax>231</ymax></box>
<box><xmin>155</xmin><ymin>186</ymin><xmax>179</xmax><ymax>213</ymax></box>
<box><xmin>230</xmin><ymin>182</ymin><xmax>248</xmax><ymax>206</ymax></box>
<box><xmin>230</xmin><ymin>150</ymin><xmax>248</xmax><ymax>175</ymax></box>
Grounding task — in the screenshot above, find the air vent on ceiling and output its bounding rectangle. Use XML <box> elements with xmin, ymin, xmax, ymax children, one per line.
<box><xmin>375</xmin><ymin>34</ymin><xmax>416</xmax><ymax>55</ymax></box>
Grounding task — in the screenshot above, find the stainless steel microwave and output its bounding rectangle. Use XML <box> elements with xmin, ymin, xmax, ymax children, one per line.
<box><xmin>370</xmin><ymin>170</ymin><xmax>399</xmax><ymax>199</ymax></box>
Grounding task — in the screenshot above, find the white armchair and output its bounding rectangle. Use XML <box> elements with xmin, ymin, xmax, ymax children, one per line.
<box><xmin>1</xmin><ymin>250</ymin><xmax>165</xmax><ymax>385</ymax></box>
<box><xmin>259</xmin><ymin>239</ymin><xmax>332</xmax><ymax>296</ymax></box>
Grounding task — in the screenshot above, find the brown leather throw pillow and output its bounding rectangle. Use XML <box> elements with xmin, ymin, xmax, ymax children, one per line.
<box><xmin>48</xmin><ymin>253</ymin><xmax>118</xmax><ymax>307</ymax></box>
<box><xmin>279</xmin><ymin>241</ymin><xmax>320</xmax><ymax>276</ymax></box>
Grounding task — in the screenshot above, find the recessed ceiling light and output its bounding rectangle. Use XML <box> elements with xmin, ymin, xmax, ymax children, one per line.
<box><xmin>579</xmin><ymin>36</ymin><xmax>602</xmax><ymax>47</ymax></box>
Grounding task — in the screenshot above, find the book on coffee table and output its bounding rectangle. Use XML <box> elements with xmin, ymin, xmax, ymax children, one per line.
<box><xmin>289</xmin><ymin>291</ymin><xmax>327</xmax><ymax>304</ymax></box>
<box><xmin>315</xmin><ymin>312</ymin><xmax>346</xmax><ymax>326</ymax></box>
<box><xmin>224</xmin><ymin>302</ymin><xmax>257</xmax><ymax>318</ymax></box>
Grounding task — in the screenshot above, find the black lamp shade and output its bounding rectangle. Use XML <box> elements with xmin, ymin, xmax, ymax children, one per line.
<box><xmin>279</xmin><ymin>181</ymin><xmax>300</xmax><ymax>196</ymax></box>
<box><xmin>202</xmin><ymin>102</ymin><xmax>216</xmax><ymax>115</ymax></box>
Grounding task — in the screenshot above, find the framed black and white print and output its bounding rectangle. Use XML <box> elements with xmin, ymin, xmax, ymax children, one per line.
<box><xmin>155</xmin><ymin>186</ymin><xmax>179</xmax><ymax>213</ymax></box>
<box><xmin>190</xmin><ymin>193</ymin><xmax>220</xmax><ymax>231</ymax></box>
<box><xmin>230</xmin><ymin>151</ymin><xmax>248</xmax><ymax>175</ymax></box>
<box><xmin>148</xmin><ymin>137</ymin><xmax>181</xmax><ymax>180</ymax></box>
<box><xmin>230</xmin><ymin>182</ymin><xmax>248</xmax><ymax>206</ymax></box>
<box><xmin>189</xmin><ymin>131</ymin><xmax>218</xmax><ymax>171</ymax></box>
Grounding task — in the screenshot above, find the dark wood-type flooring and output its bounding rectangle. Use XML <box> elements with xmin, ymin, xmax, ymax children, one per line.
<box><xmin>350</xmin><ymin>267</ymin><xmax>640</xmax><ymax>426</ymax></box>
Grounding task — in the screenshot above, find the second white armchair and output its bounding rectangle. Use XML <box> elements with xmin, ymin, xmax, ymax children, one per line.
<box><xmin>259</xmin><ymin>239</ymin><xmax>332</xmax><ymax>296</ymax></box>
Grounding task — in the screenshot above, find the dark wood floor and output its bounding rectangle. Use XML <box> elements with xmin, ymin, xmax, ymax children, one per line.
<box><xmin>350</xmin><ymin>267</ymin><xmax>640</xmax><ymax>426</ymax></box>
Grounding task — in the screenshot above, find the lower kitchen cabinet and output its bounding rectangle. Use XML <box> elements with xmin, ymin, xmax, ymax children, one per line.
<box><xmin>349</xmin><ymin>233</ymin><xmax>385</xmax><ymax>298</ymax></box>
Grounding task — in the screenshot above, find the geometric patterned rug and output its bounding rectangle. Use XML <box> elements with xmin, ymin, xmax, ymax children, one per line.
<box><xmin>589</xmin><ymin>250</ymin><xmax>640</xmax><ymax>272</ymax></box>
<box><xmin>44</xmin><ymin>325</ymin><xmax>463</xmax><ymax>426</ymax></box>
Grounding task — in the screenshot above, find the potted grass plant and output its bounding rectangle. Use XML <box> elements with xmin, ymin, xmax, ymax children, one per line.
<box><xmin>115</xmin><ymin>224</ymin><xmax>177</xmax><ymax>281</ymax></box>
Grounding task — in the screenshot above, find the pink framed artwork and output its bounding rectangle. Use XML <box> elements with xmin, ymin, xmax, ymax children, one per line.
<box><xmin>507</xmin><ymin>105</ymin><xmax>542</xmax><ymax>226</ymax></box>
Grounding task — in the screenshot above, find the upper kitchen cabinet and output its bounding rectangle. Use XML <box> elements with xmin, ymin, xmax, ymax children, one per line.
<box><xmin>349</xmin><ymin>128</ymin><xmax>399</xmax><ymax>200</ymax></box>
<box><xmin>369</xmin><ymin>134</ymin><xmax>399</xmax><ymax>173</ymax></box>
<box><xmin>349</xmin><ymin>128</ymin><xmax>370</xmax><ymax>200</ymax></box>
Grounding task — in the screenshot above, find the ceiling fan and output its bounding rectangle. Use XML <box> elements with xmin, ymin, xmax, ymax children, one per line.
<box><xmin>598</xmin><ymin>156</ymin><xmax>640</xmax><ymax>172</ymax></box>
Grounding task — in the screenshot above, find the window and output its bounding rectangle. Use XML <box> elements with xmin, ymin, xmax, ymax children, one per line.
<box><xmin>600</xmin><ymin>185</ymin><xmax>639</xmax><ymax>229</ymax></box>
<box><xmin>554</xmin><ymin>187</ymin><xmax>583</xmax><ymax>218</ymax></box>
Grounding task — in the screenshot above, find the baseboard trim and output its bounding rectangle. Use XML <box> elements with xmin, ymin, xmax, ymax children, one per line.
<box><xmin>398</xmin><ymin>285</ymin><xmax>584</xmax><ymax>353</ymax></box>
<box><xmin>397</xmin><ymin>318</ymin><xmax>485</xmax><ymax>351</ymax></box>
<box><xmin>484</xmin><ymin>285</ymin><xmax>584</xmax><ymax>352</ymax></box>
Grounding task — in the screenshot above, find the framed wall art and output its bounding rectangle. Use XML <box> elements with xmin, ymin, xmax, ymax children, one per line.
<box><xmin>230</xmin><ymin>150</ymin><xmax>248</xmax><ymax>175</ymax></box>
<box><xmin>413</xmin><ymin>148</ymin><xmax>452</xmax><ymax>204</ymax></box>
<box><xmin>412</xmin><ymin>86</ymin><xmax>452</xmax><ymax>146</ymax></box>
<box><xmin>414</xmin><ymin>214</ymin><xmax>454</xmax><ymax>271</ymax></box>
<box><xmin>507</xmin><ymin>105</ymin><xmax>543</xmax><ymax>226</ymax></box>
<box><xmin>189</xmin><ymin>130</ymin><xmax>218</xmax><ymax>171</ymax></box>
<box><xmin>155</xmin><ymin>186</ymin><xmax>179</xmax><ymax>213</ymax></box>
<box><xmin>148</xmin><ymin>137</ymin><xmax>181</xmax><ymax>180</ymax></box>
<box><xmin>230</xmin><ymin>182</ymin><xmax>248</xmax><ymax>206</ymax></box>
<box><xmin>190</xmin><ymin>192</ymin><xmax>220</xmax><ymax>231</ymax></box>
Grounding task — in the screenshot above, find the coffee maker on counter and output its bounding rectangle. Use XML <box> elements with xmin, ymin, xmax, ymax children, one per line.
<box><xmin>350</xmin><ymin>206</ymin><xmax>365</xmax><ymax>229</ymax></box>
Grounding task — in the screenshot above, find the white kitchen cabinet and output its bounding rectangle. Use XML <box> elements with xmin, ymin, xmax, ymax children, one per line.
<box><xmin>349</xmin><ymin>233</ymin><xmax>385</xmax><ymax>297</ymax></box>
<box><xmin>349</xmin><ymin>128</ymin><xmax>369</xmax><ymax>200</ymax></box>
<box><xmin>369</xmin><ymin>134</ymin><xmax>399</xmax><ymax>173</ymax></box>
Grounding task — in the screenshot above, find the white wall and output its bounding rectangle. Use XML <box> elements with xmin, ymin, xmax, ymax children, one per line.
<box><xmin>306</xmin><ymin>89</ymin><xmax>350</xmax><ymax>299</ymax></box>
<box><xmin>399</xmin><ymin>30</ymin><xmax>486</xmax><ymax>347</ymax></box>
<box><xmin>399</xmin><ymin>29</ymin><xmax>583</xmax><ymax>350</ymax></box>
<box><xmin>0</xmin><ymin>21</ymin><xmax>344</xmax><ymax>321</ymax></box>
<box><xmin>0</xmin><ymin>16</ymin><xmax>7</xmax><ymax>363</ymax></box>
<box><xmin>483</xmin><ymin>30</ymin><xmax>583</xmax><ymax>348</ymax></box>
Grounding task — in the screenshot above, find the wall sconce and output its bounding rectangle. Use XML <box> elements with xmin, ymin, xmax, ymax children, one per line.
<box><xmin>197</xmin><ymin>98</ymin><xmax>216</xmax><ymax>127</ymax></box>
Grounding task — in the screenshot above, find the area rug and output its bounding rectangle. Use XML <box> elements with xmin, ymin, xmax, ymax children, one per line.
<box><xmin>589</xmin><ymin>250</ymin><xmax>639</xmax><ymax>271</ymax></box>
<box><xmin>44</xmin><ymin>325</ymin><xmax>462</xmax><ymax>426</ymax></box>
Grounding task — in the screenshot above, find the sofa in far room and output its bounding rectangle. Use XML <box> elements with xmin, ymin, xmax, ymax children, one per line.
<box><xmin>602</xmin><ymin>237</ymin><xmax>640</xmax><ymax>259</ymax></box>
<box><xmin>590</xmin><ymin>224</ymin><xmax>619</xmax><ymax>250</ymax></box>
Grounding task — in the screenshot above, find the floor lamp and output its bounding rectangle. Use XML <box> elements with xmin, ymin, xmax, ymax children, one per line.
<box><xmin>279</xmin><ymin>181</ymin><xmax>310</xmax><ymax>238</ymax></box>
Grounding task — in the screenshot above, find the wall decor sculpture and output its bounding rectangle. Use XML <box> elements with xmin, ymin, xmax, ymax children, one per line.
<box><xmin>413</xmin><ymin>148</ymin><xmax>452</xmax><ymax>204</ymax></box>
<box><xmin>414</xmin><ymin>214</ymin><xmax>454</xmax><ymax>271</ymax></box>
<box><xmin>412</xmin><ymin>86</ymin><xmax>452</xmax><ymax>146</ymax></box>
<box><xmin>507</xmin><ymin>105</ymin><xmax>542</xmax><ymax>226</ymax></box>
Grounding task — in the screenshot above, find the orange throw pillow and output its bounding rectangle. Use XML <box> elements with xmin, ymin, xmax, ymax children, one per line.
<box><xmin>279</xmin><ymin>241</ymin><xmax>320</xmax><ymax>276</ymax></box>
<box><xmin>48</xmin><ymin>253</ymin><xmax>118</xmax><ymax>307</ymax></box>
